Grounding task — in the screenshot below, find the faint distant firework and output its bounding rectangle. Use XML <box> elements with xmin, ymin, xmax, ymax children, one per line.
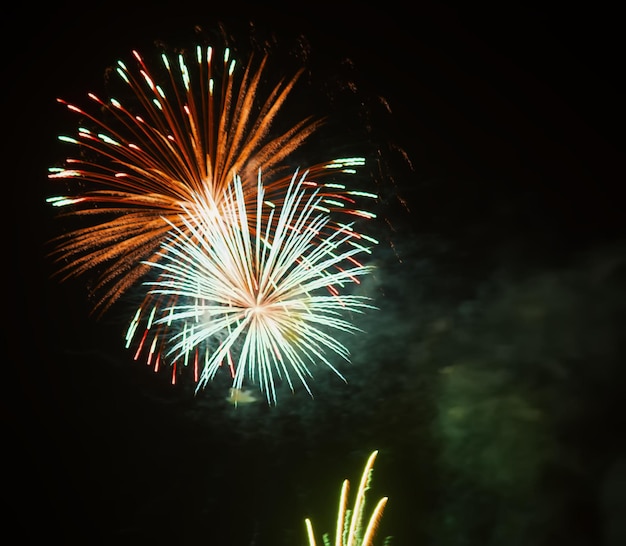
<box><xmin>131</xmin><ymin>170</ymin><xmax>377</xmax><ymax>403</ymax></box>
<box><xmin>47</xmin><ymin>41</ymin><xmax>380</xmax><ymax>397</ymax></box>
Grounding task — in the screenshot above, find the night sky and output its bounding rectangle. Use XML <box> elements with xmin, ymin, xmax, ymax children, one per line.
<box><xmin>7</xmin><ymin>3</ymin><xmax>624</xmax><ymax>545</ymax></box>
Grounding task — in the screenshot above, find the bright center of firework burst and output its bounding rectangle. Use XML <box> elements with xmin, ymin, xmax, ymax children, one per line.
<box><xmin>250</xmin><ymin>303</ymin><xmax>268</xmax><ymax>317</ymax></box>
<box><xmin>245</xmin><ymin>292</ymin><xmax>280</xmax><ymax>320</ymax></box>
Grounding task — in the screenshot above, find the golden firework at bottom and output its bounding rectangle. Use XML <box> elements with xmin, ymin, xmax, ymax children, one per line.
<box><xmin>305</xmin><ymin>450</ymin><xmax>389</xmax><ymax>546</ymax></box>
<box><xmin>126</xmin><ymin>169</ymin><xmax>378</xmax><ymax>404</ymax></box>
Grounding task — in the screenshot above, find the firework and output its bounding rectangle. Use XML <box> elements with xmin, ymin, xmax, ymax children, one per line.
<box><xmin>126</xmin><ymin>153</ymin><xmax>377</xmax><ymax>383</ymax></box>
<box><xmin>131</xmin><ymin>169</ymin><xmax>378</xmax><ymax>404</ymax></box>
<box><xmin>47</xmin><ymin>44</ymin><xmax>372</xmax><ymax>314</ymax></box>
<box><xmin>305</xmin><ymin>450</ymin><xmax>389</xmax><ymax>546</ymax></box>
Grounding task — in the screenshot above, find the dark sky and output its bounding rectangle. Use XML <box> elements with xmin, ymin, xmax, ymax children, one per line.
<box><xmin>6</xmin><ymin>2</ymin><xmax>623</xmax><ymax>545</ymax></box>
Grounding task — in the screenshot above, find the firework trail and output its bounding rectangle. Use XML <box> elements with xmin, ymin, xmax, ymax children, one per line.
<box><xmin>132</xmin><ymin>169</ymin><xmax>377</xmax><ymax>404</ymax></box>
<box><xmin>305</xmin><ymin>450</ymin><xmax>389</xmax><ymax>546</ymax></box>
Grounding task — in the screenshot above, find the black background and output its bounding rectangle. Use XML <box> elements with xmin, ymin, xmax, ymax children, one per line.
<box><xmin>6</xmin><ymin>2</ymin><xmax>624</xmax><ymax>545</ymax></box>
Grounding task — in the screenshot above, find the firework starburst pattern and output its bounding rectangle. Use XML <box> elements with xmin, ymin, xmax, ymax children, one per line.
<box><xmin>135</xmin><ymin>170</ymin><xmax>377</xmax><ymax>404</ymax></box>
<box><xmin>48</xmin><ymin>40</ymin><xmax>380</xmax><ymax>402</ymax></box>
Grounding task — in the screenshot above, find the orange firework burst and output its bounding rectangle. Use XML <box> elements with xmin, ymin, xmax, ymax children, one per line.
<box><xmin>48</xmin><ymin>44</ymin><xmax>372</xmax><ymax>313</ymax></box>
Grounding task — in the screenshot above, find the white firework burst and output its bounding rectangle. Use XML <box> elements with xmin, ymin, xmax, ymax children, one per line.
<box><xmin>141</xmin><ymin>169</ymin><xmax>378</xmax><ymax>404</ymax></box>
